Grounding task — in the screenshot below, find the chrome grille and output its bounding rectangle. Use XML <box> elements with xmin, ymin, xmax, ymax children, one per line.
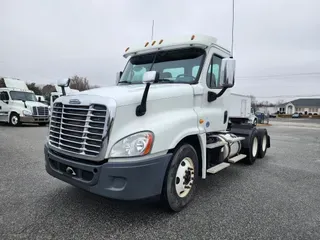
<box><xmin>49</xmin><ymin>102</ymin><xmax>108</xmax><ymax>156</ymax></box>
<box><xmin>33</xmin><ymin>106</ymin><xmax>49</xmax><ymax>116</ymax></box>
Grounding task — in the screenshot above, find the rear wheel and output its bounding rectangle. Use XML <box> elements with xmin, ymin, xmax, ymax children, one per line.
<box><xmin>242</xmin><ymin>129</ymin><xmax>259</xmax><ymax>165</ymax></box>
<box><xmin>257</xmin><ymin>129</ymin><xmax>268</xmax><ymax>158</ymax></box>
<box><xmin>10</xmin><ymin>113</ymin><xmax>20</xmax><ymax>126</ymax></box>
<box><xmin>162</xmin><ymin>143</ymin><xmax>199</xmax><ymax>212</ymax></box>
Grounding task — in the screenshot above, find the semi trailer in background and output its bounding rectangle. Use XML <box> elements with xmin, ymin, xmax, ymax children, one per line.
<box><xmin>228</xmin><ymin>93</ymin><xmax>257</xmax><ymax>125</ymax></box>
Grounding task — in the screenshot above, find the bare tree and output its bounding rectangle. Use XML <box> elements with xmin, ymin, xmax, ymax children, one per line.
<box><xmin>249</xmin><ymin>95</ymin><xmax>257</xmax><ymax>112</ymax></box>
<box><xmin>41</xmin><ymin>84</ymin><xmax>56</xmax><ymax>101</ymax></box>
<box><xmin>69</xmin><ymin>75</ymin><xmax>90</xmax><ymax>91</ymax></box>
<box><xmin>275</xmin><ymin>99</ymin><xmax>285</xmax><ymax>106</ymax></box>
<box><xmin>26</xmin><ymin>82</ymin><xmax>42</xmax><ymax>95</ymax></box>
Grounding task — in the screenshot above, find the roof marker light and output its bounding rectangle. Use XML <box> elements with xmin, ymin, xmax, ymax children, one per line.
<box><xmin>145</xmin><ymin>42</ymin><xmax>149</xmax><ymax>47</ymax></box>
<box><xmin>152</xmin><ymin>40</ymin><xmax>156</xmax><ymax>46</ymax></box>
<box><xmin>159</xmin><ymin>39</ymin><xmax>163</xmax><ymax>44</ymax></box>
<box><xmin>125</xmin><ymin>47</ymin><xmax>130</xmax><ymax>52</ymax></box>
<box><xmin>191</xmin><ymin>35</ymin><xmax>195</xmax><ymax>40</ymax></box>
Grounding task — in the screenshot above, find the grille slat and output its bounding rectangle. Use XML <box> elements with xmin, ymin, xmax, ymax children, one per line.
<box><xmin>49</xmin><ymin>102</ymin><xmax>107</xmax><ymax>157</ymax></box>
<box><xmin>32</xmin><ymin>106</ymin><xmax>49</xmax><ymax>116</ymax></box>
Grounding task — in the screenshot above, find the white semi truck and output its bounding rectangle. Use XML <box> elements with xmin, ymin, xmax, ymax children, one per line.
<box><xmin>44</xmin><ymin>35</ymin><xmax>271</xmax><ymax>212</ymax></box>
<box><xmin>228</xmin><ymin>93</ymin><xmax>258</xmax><ymax>125</ymax></box>
<box><xmin>0</xmin><ymin>77</ymin><xmax>50</xmax><ymax>126</ymax></box>
<box><xmin>48</xmin><ymin>85</ymin><xmax>80</xmax><ymax>116</ymax></box>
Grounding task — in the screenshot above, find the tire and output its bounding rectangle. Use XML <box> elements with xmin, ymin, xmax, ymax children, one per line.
<box><xmin>257</xmin><ymin>129</ymin><xmax>268</xmax><ymax>159</ymax></box>
<box><xmin>10</xmin><ymin>113</ymin><xmax>21</xmax><ymax>126</ymax></box>
<box><xmin>242</xmin><ymin>129</ymin><xmax>259</xmax><ymax>165</ymax></box>
<box><xmin>161</xmin><ymin>143</ymin><xmax>199</xmax><ymax>212</ymax></box>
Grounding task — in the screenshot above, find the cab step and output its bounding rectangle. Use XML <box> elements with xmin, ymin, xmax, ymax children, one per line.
<box><xmin>228</xmin><ymin>154</ymin><xmax>247</xmax><ymax>163</ymax></box>
<box><xmin>207</xmin><ymin>162</ymin><xmax>230</xmax><ymax>174</ymax></box>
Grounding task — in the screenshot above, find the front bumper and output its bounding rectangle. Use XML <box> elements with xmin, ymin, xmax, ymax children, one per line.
<box><xmin>44</xmin><ymin>144</ymin><xmax>172</xmax><ymax>200</ymax></box>
<box><xmin>20</xmin><ymin>116</ymin><xmax>49</xmax><ymax>123</ymax></box>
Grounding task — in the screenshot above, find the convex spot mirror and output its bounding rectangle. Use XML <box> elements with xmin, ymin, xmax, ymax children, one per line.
<box><xmin>142</xmin><ymin>71</ymin><xmax>159</xmax><ymax>84</ymax></box>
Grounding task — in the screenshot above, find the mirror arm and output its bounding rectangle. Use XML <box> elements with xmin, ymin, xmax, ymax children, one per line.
<box><xmin>61</xmin><ymin>86</ymin><xmax>66</xmax><ymax>96</ymax></box>
<box><xmin>136</xmin><ymin>83</ymin><xmax>151</xmax><ymax>117</ymax></box>
<box><xmin>207</xmin><ymin>87</ymin><xmax>228</xmax><ymax>103</ymax></box>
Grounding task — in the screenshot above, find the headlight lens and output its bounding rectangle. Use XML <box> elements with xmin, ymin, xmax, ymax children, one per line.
<box><xmin>23</xmin><ymin>110</ymin><xmax>32</xmax><ymax>116</ymax></box>
<box><xmin>110</xmin><ymin>131</ymin><xmax>154</xmax><ymax>158</ymax></box>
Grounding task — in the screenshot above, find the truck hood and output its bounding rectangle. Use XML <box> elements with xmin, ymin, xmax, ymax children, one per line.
<box><xmin>77</xmin><ymin>84</ymin><xmax>194</xmax><ymax>106</ymax></box>
<box><xmin>12</xmin><ymin>100</ymin><xmax>48</xmax><ymax>112</ymax></box>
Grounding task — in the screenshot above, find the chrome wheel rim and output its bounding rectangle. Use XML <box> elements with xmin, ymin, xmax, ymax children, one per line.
<box><xmin>252</xmin><ymin>137</ymin><xmax>258</xmax><ymax>157</ymax></box>
<box><xmin>11</xmin><ymin>116</ymin><xmax>18</xmax><ymax>125</ymax></box>
<box><xmin>175</xmin><ymin>157</ymin><xmax>195</xmax><ymax>198</ymax></box>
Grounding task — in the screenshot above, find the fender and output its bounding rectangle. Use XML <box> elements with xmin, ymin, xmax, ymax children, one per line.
<box><xmin>105</xmin><ymin>100</ymin><xmax>200</xmax><ymax>158</ymax></box>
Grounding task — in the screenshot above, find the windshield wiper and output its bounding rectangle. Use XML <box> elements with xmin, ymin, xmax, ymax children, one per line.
<box><xmin>155</xmin><ymin>79</ymin><xmax>175</xmax><ymax>83</ymax></box>
<box><xmin>118</xmin><ymin>81</ymin><xmax>132</xmax><ymax>84</ymax></box>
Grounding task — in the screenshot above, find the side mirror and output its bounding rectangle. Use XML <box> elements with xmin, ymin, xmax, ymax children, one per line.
<box><xmin>219</xmin><ymin>58</ymin><xmax>236</xmax><ymax>88</ymax></box>
<box><xmin>57</xmin><ymin>78</ymin><xmax>71</xmax><ymax>87</ymax></box>
<box><xmin>116</xmin><ymin>71</ymin><xmax>122</xmax><ymax>85</ymax></box>
<box><xmin>142</xmin><ymin>71</ymin><xmax>158</xmax><ymax>84</ymax></box>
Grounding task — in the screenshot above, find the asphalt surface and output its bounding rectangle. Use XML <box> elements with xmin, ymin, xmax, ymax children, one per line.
<box><xmin>270</xmin><ymin>117</ymin><xmax>320</xmax><ymax>124</ymax></box>
<box><xmin>1</xmin><ymin>123</ymin><xmax>320</xmax><ymax>239</ymax></box>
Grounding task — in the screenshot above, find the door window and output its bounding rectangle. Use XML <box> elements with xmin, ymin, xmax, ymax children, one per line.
<box><xmin>206</xmin><ymin>55</ymin><xmax>222</xmax><ymax>89</ymax></box>
<box><xmin>0</xmin><ymin>92</ymin><xmax>9</xmax><ymax>101</ymax></box>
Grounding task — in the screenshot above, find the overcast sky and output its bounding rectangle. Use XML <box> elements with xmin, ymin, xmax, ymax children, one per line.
<box><xmin>1</xmin><ymin>0</ymin><xmax>319</xmax><ymax>102</ymax></box>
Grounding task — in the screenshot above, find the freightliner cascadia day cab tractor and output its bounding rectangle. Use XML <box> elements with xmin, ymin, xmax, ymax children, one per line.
<box><xmin>0</xmin><ymin>77</ymin><xmax>50</xmax><ymax>126</ymax></box>
<box><xmin>44</xmin><ymin>35</ymin><xmax>271</xmax><ymax>212</ymax></box>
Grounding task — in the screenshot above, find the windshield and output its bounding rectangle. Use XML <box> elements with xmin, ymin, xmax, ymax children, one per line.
<box><xmin>119</xmin><ymin>47</ymin><xmax>206</xmax><ymax>84</ymax></box>
<box><xmin>10</xmin><ymin>91</ymin><xmax>37</xmax><ymax>101</ymax></box>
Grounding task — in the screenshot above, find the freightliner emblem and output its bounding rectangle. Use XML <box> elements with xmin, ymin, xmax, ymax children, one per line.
<box><xmin>69</xmin><ymin>99</ymin><xmax>81</xmax><ymax>104</ymax></box>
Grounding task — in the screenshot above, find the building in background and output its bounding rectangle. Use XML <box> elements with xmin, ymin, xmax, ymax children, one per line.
<box><xmin>277</xmin><ymin>98</ymin><xmax>320</xmax><ymax>115</ymax></box>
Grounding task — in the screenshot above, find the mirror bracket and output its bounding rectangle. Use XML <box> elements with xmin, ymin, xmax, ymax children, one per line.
<box><xmin>135</xmin><ymin>71</ymin><xmax>159</xmax><ymax>117</ymax></box>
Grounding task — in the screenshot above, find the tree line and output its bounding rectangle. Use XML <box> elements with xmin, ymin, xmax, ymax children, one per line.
<box><xmin>26</xmin><ymin>75</ymin><xmax>99</xmax><ymax>101</ymax></box>
<box><xmin>249</xmin><ymin>95</ymin><xmax>284</xmax><ymax>112</ymax></box>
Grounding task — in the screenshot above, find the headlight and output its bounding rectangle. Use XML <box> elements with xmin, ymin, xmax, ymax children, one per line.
<box><xmin>22</xmin><ymin>110</ymin><xmax>32</xmax><ymax>116</ymax></box>
<box><xmin>110</xmin><ymin>131</ymin><xmax>154</xmax><ymax>158</ymax></box>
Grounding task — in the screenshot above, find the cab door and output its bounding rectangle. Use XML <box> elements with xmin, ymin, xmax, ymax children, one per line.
<box><xmin>0</xmin><ymin>91</ymin><xmax>10</xmax><ymax>122</ymax></box>
<box><xmin>198</xmin><ymin>48</ymin><xmax>230</xmax><ymax>133</ymax></box>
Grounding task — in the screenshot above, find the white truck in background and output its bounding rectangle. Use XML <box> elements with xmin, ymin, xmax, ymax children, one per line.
<box><xmin>44</xmin><ymin>34</ymin><xmax>271</xmax><ymax>212</ymax></box>
<box><xmin>228</xmin><ymin>93</ymin><xmax>257</xmax><ymax>125</ymax></box>
<box><xmin>0</xmin><ymin>77</ymin><xmax>50</xmax><ymax>126</ymax></box>
<box><xmin>48</xmin><ymin>84</ymin><xmax>79</xmax><ymax>116</ymax></box>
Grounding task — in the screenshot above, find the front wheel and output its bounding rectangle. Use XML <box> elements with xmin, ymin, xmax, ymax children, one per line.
<box><xmin>162</xmin><ymin>143</ymin><xmax>199</xmax><ymax>212</ymax></box>
<box><xmin>10</xmin><ymin>113</ymin><xmax>21</xmax><ymax>126</ymax></box>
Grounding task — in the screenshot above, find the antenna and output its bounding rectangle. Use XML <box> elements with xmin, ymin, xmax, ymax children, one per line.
<box><xmin>151</xmin><ymin>20</ymin><xmax>154</xmax><ymax>41</ymax></box>
<box><xmin>231</xmin><ymin>0</ymin><xmax>235</xmax><ymax>58</ymax></box>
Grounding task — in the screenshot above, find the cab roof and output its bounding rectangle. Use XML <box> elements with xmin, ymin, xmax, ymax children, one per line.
<box><xmin>123</xmin><ymin>34</ymin><xmax>230</xmax><ymax>58</ymax></box>
<box><xmin>0</xmin><ymin>87</ymin><xmax>33</xmax><ymax>93</ymax></box>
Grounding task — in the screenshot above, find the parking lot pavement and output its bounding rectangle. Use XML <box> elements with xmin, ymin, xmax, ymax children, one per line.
<box><xmin>270</xmin><ymin>117</ymin><xmax>320</xmax><ymax>124</ymax></box>
<box><xmin>1</xmin><ymin>124</ymin><xmax>320</xmax><ymax>240</ymax></box>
